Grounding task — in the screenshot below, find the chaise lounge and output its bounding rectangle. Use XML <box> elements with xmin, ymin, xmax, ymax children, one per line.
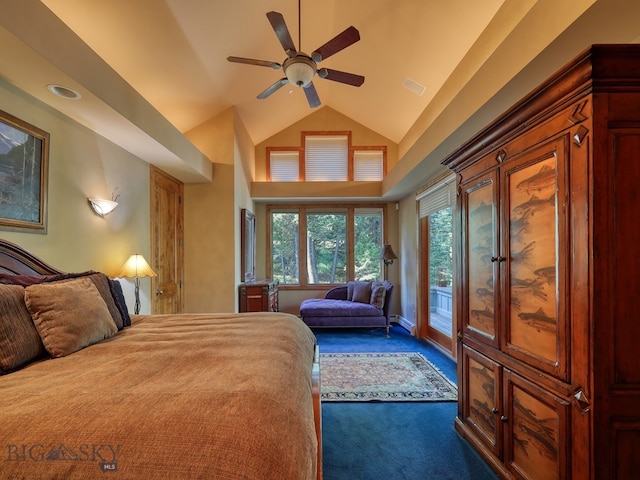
<box><xmin>299</xmin><ymin>281</ymin><xmax>393</xmax><ymax>336</ymax></box>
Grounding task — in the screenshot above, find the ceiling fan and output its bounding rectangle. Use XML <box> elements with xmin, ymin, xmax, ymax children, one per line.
<box><xmin>227</xmin><ymin>6</ymin><xmax>364</xmax><ymax>108</ymax></box>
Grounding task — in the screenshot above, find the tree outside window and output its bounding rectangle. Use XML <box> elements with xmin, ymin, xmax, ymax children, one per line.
<box><xmin>354</xmin><ymin>211</ymin><xmax>382</xmax><ymax>281</ymax></box>
<box><xmin>269</xmin><ymin>206</ymin><xmax>385</xmax><ymax>286</ymax></box>
<box><xmin>271</xmin><ymin>212</ymin><xmax>300</xmax><ymax>284</ymax></box>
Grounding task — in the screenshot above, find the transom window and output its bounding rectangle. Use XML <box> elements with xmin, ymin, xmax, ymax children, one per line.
<box><xmin>267</xmin><ymin>131</ymin><xmax>386</xmax><ymax>182</ymax></box>
<box><xmin>268</xmin><ymin>205</ymin><xmax>386</xmax><ymax>286</ymax></box>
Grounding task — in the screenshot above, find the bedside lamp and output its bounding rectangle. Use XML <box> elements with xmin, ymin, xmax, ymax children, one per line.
<box><xmin>116</xmin><ymin>254</ymin><xmax>156</xmax><ymax>314</ymax></box>
<box><xmin>380</xmin><ymin>244</ymin><xmax>398</xmax><ymax>279</ymax></box>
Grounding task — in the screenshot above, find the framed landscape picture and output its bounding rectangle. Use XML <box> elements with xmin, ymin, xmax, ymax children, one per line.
<box><xmin>0</xmin><ymin>109</ymin><xmax>49</xmax><ymax>232</ymax></box>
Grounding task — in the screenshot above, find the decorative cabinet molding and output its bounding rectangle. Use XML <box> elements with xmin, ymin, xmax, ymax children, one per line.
<box><xmin>443</xmin><ymin>45</ymin><xmax>640</xmax><ymax>480</ymax></box>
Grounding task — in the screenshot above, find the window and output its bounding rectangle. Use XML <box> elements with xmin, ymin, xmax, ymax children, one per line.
<box><xmin>269</xmin><ymin>205</ymin><xmax>385</xmax><ymax>286</ymax></box>
<box><xmin>269</xmin><ymin>151</ymin><xmax>300</xmax><ymax>181</ymax></box>
<box><xmin>306</xmin><ymin>212</ymin><xmax>347</xmax><ymax>283</ymax></box>
<box><xmin>305</xmin><ymin>135</ymin><xmax>348</xmax><ymax>181</ymax></box>
<box><xmin>271</xmin><ymin>211</ymin><xmax>300</xmax><ymax>284</ymax></box>
<box><xmin>354</xmin><ymin>151</ymin><xmax>384</xmax><ymax>181</ymax></box>
<box><xmin>266</xmin><ymin>131</ymin><xmax>386</xmax><ymax>182</ymax></box>
<box><xmin>354</xmin><ymin>209</ymin><xmax>383</xmax><ymax>280</ymax></box>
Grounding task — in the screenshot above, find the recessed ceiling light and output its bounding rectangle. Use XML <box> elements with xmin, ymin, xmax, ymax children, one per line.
<box><xmin>47</xmin><ymin>84</ymin><xmax>81</xmax><ymax>100</ymax></box>
<box><xmin>403</xmin><ymin>77</ymin><xmax>426</xmax><ymax>96</ymax></box>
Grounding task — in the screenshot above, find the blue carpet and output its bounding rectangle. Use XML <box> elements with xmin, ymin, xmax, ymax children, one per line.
<box><xmin>314</xmin><ymin>324</ymin><xmax>498</xmax><ymax>480</ymax></box>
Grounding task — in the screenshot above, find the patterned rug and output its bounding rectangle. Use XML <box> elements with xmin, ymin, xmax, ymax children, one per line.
<box><xmin>320</xmin><ymin>352</ymin><xmax>458</xmax><ymax>402</ymax></box>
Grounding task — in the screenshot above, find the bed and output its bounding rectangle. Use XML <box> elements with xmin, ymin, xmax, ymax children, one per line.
<box><xmin>0</xmin><ymin>239</ymin><xmax>322</xmax><ymax>479</ymax></box>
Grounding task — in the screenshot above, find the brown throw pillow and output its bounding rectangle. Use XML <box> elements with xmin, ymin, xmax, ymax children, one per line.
<box><xmin>370</xmin><ymin>281</ymin><xmax>387</xmax><ymax>309</ymax></box>
<box><xmin>25</xmin><ymin>277</ymin><xmax>118</xmax><ymax>358</ymax></box>
<box><xmin>0</xmin><ymin>271</ymin><xmax>124</xmax><ymax>330</ymax></box>
<box><xmin>352</xmin><ymin>281</ymin><xmax>372</xmax><ymax>304</ymax></box>
<box><xmin>85</xmin><ymin>273</ymin><xmax>124</xmax><ymax>330</ymax></box>
<box><xmin>0</xmin><ymin>285</ymin><xmax>46</xmax><ymax>373</ymax></box>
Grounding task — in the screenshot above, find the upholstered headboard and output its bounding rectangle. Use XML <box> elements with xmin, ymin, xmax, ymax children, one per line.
<box><xmin>0</xmin><ymin>239</ymin><xmax>62</xmax><ymax>275</ymax></box>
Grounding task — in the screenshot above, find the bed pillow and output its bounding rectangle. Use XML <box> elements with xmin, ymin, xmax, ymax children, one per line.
<box><xmin>83</xmin><ymin>273</ymin><xmax>125</xmax><ymax>330</ymax></box>
<box><xmin>109</xmin><ymin>278</ymin><xmax>131</xmax><ymax>327</ymax></box>
<box><xmin>352</xmin><ymin>281</ymin><xmax>372</xmax><ymax>304</ymax></box>
<box><xmin>370</xmin><ymin>281</ymin><xmax>387</xmax><ymax>309</ymax></box>
<box><xmin>0</xmin><ymin>285</ymin><xmax>46</xmax><ymax>374</ymax></box>
<box><xmin>0</xmin><ymin>271</ymin><xmax>125</xmax><ymax>330</ymax></box>
<box><xmin>25</xmin><ymin>277</ymin><xmax>118</xmax><ymax>358</ymax></box>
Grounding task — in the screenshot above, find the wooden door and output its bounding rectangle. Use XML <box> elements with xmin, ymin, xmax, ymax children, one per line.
<box><xmin>150</xmin><ymin>166</ymin><xmax>184</xmax><ymax>314</ymax></box>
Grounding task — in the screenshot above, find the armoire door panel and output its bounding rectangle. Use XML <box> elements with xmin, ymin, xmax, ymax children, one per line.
<box><xmin>462</xmin><ymin>171</ymin><xmax>499</xmax><ymax>346</ymax></box>
<box><xmin>502</xmin><ymin>137</ymin><xmax>569</xmax><ymax>380</ymax></box>
<box><xmin>462</xmin><ymin>345</ymin><xmax>502</xmax><ymax>457</ymax></box>
<box><xmin>610</xmin><ymin>130</ymin><xmax>640</xmax><ymax>387</ymax></box>
<box><xmin>504</xmin><ymin>371</ymin><xmax>569</xmax><ymax>480</ymax></box>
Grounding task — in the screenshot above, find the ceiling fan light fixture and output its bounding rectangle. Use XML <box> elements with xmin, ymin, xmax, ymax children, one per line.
<box><xmin>283</xmin><ymin>56</ymin><xmax>316</xmax><ymax>87</ymax></box>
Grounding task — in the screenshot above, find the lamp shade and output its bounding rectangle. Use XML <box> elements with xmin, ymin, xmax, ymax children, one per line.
<box><xmin>88</xmin><ymin>197</ymin><xmax>118</xmax><ymax>217</ymax></box>
<box><xmin>381</xmin><ymin>244</ymin><xmax>398</xmax><ymax>265</ymax></box>
<box><xmin>284</xmin><ymin>56</ymin><xmax>316</xmax><ymax>87</ymax></box>
<box><xmin>116</xmin><ymin>254</ymin><xmax>156</xmax><ymax>278</ymax></box>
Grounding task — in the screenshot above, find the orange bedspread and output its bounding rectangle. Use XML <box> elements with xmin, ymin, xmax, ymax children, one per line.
<box><xmin>0</xmin><ymin>312</ymin><xmax>318</xmax><ymax>479</ymax></box>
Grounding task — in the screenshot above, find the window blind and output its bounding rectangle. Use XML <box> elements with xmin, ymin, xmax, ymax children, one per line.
<box><xmin>270</xmin><ymin>151</ymin><xmax>300</xmax><ymax>181</ymax></box>
<box><xmin>354</xmin><ymin>150</ymin><xmax>384</xmax><ymax>181</ymax></box>
<box><xmin>418</xmin><ymin>175</ymin><xmax>456</xmax><ymax>218</ymax></box>
<box><xmin>305</xmin><ymin>135</ymin><xmax>348</xmax><ymax>181</ymax></box>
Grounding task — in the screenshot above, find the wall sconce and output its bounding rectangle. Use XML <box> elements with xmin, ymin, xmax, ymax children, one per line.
<box><xmin>380</xmin><ymin>244</ymin><xmax>398</xmax><ymax>279</ymax></box>
<box><xmin>116</xmin><ymin>254</ymin><xmax>157</xmax><ymax>314</ymax></box>
<box><xmin>88</xmin><ymin>197</ymin><xmax>118</xmax><ymax>217</ymax></box>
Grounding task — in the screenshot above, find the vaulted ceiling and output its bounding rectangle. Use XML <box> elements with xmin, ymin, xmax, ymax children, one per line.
<box><xmin>1</xmin><ymin>0</ymin><xmax>639</xmax><ymax>196</ymax></box>
<box><xmin>40</xmin><ymin>0</ymin><xmax>507</xmax><ymax>145</ymax></box>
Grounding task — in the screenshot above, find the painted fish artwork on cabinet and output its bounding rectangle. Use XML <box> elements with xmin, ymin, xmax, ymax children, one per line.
<box><xmin>507</xmin><ymin>157</ymin><xmax>558</xmax><ymax>364</ymax></box>
<box><xmin>466</xmin><ymin>182</ymin><xmax>496</xmax><ymax>338</ymax></box>
<box><xmin>468</xmin><ymin>358</ymin><xmax>496</xmax><ymax>441</ymax></box>
<box><xmin>511</xmin><ymin>385</ymin><xmax>559</xmax><ymax>480</ymax></box>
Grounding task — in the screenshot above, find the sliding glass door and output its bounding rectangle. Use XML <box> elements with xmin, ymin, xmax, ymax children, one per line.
<box><xmin>418</xmin><ymin>177</ymin><xmax>456</xmax><ymax>356</ymax></box>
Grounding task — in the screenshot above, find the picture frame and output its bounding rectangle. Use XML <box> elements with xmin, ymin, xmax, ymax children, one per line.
<box><xmin>240</xmin><ymin>208</ymin><xmax>256</xmax><ymax>282</ymax></box>
<box><xmin>0</xmin><ymin>109</ymin><xmax>49</xmax><ymax>232</ymax></box>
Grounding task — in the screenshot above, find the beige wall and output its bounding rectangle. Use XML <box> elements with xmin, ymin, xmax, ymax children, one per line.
<box><xmin>255</xmin><ymin>106</ymin><xmax>398</xmax><ymax>181</ymax></box>
<box><xmin>184</xmin><ymin>107</ymin><xmax>254</xmax><ymax>313</ymax></box>
<box><xmin>396</xmin><ymin>195</ymin><xmax>418</xmax><ymax>326</ymax></box>
<box><xmin>184</xmin><ymin>109</ymin><xmax>235</xmax><ymax>312</ymax></box>
<box><xmin>0</xmin><ymin>79</ymin><xmax>153</xmax><ymax>313</ymax></box>
<box><xmin>233</xmin><ymin>110</ymin><xmax>256</xmax><ymax>284</ymax></box>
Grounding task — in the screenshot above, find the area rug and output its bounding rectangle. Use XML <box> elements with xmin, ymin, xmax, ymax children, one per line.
<box><xmin>320</xmin><ymin>352</ymin><xmax>458</xmax><ymax>402</ymax></box>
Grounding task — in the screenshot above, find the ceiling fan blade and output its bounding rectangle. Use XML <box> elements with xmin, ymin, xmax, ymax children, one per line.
<box><xmin>318</xmin><ymin>68</ymin><xmax>365</xmax><ymax>87</ymax></box>
<box><xmin>257</xmin><ymin>78</ymin><xmax>289</xmax><ymax>99</ymax></box>
<box><xmin>227</xmin><ymin>56</ymin><xmax>281</xmax><ymax>69</ymax></box>
<box><xmin>311</xmin><ymin>26</ymin><xmax>360</xmax><ymax>63</ymax></box>
<box><xmin>303</xmin><ymin>82</ymin><xmax>321</xmax><ymax>108</ymax></box>
<box><xmin>266</xmin><ymin>11</ymin><xmax>297</xmax><ymax>58</ymax></box>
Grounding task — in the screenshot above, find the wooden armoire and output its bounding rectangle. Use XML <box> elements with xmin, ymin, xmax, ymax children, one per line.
<box><xmin>442</xmin><ymin>45</ymin><xmax>640</xmax><ymax>480</ymax></box>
